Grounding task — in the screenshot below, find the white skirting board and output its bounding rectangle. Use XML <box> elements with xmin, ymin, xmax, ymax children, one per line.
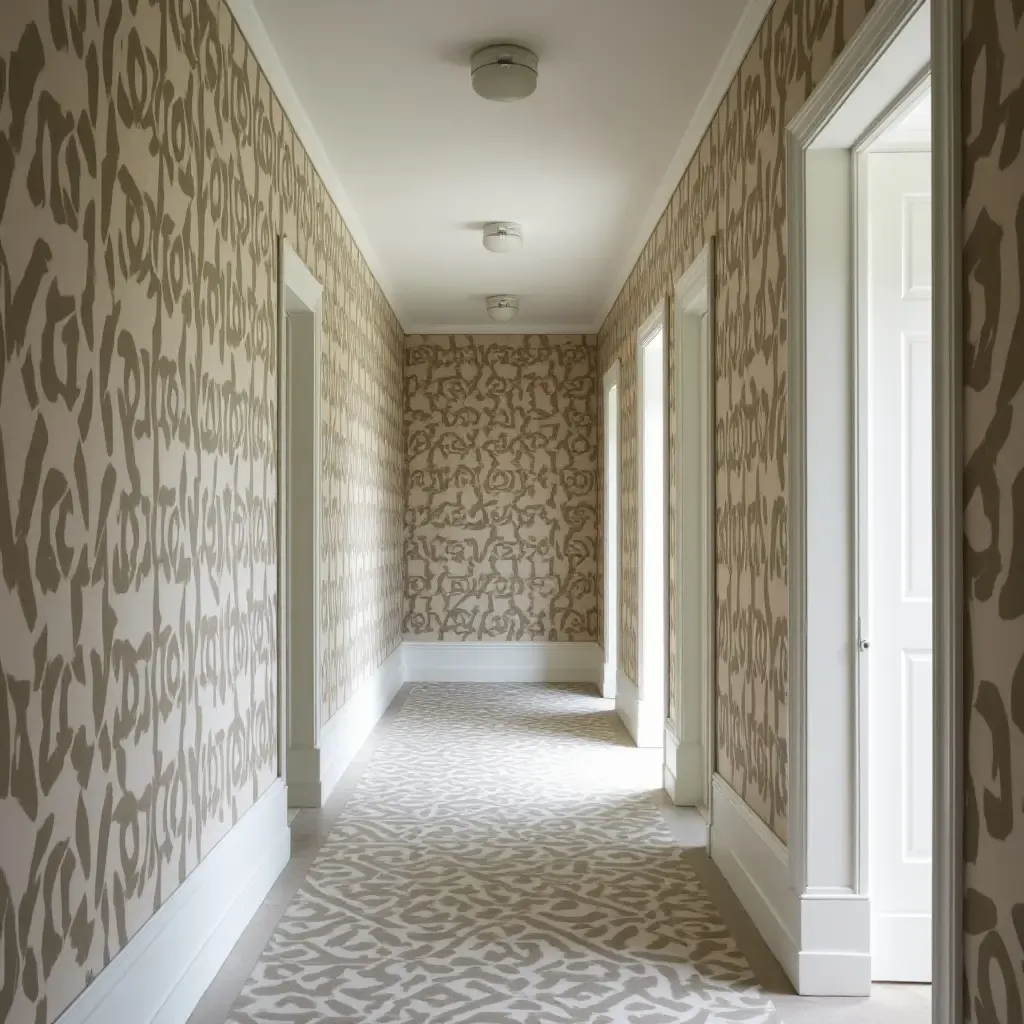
<box><xmin>404</xmin><ymin>641</ymin><xmax>602</xmax><ymax>685</ymax></box>
<box><xmin>614</xmin><ymin>670</ymin><xmax>662</xmax><ymax>748</ymax></box>
<box><xmin>59</xmin><ymin>780</ymin><xmax>290</xmax><ymax>1024</ymax></box>
<box><xmin>288</xmin><ymin>643</ymin><xmax>406</xmax><ymax>807</ymax></box>
<box><xmin>709</xmin><ymin>773</ymin><xmax>872</xmax><ymax>996</ymax></box>
<box><xmin>602</xmin><ymin>658</ymin><xmax>617</xmax><ymax>699</ymax></box>
<box><xmin>664</xmin><ymin>727</ymin><xmax>704</xmax><ymax>806</ymax></box>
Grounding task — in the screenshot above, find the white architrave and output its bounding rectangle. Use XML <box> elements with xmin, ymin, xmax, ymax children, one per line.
<box><xmin>603</xmin><ymin>360</ymin><xmax>622</xmax><ymax>700</ymax></box>
<box><xmin>778</xmin><ymin>0</ymin><xmax>960</xmax><ymax>1004</ymax></box>
<box><xmin>629</xmin><ymin>298</ymin><xmax>669</xmax><ymax>749</ymax></box>
<box><xmin>277</xmin><ymin>236</ymin><xmax>325</xmax><ymax>801</ymax></box>
<box><xmin>667</xmin><ymin>240</ymin><xmax>716</xmax><ymax>813</ymax></box>
<box><xmin>930</xmin><ymin>0</ymin><xmax>963</xmax><ymax>1018</ymax></box>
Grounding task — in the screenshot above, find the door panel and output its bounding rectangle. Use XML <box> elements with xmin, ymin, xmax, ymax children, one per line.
<box><xmin>866</xmin><ymin>150</ymin><xmax>933</xmax><ymax>983</ymax></box>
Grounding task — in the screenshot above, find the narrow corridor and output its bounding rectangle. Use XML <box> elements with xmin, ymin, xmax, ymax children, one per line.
<box><xmin>191</xmin><ymin>683</ymin><xmax>774</xmax><ymax>1022</ymax></box>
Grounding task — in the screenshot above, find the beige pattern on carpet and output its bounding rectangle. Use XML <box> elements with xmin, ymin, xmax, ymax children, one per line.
<box><xmin>228</xmin><ymin>683</ymin><xmax>777</xmax><ymax>1022</ymax></box>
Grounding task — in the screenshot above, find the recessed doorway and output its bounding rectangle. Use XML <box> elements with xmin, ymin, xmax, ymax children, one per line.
<box><xmin>603</xmin><ymin>361</ymin><xmax>621</xmax><ymax>700</ymax></box>
<box><xmin>629</xmin><ymin>302</ymin><xmax>668</xmax><ymax>748</ymax></box>
<box><xmin>277</xmin><ymin>237</ymin><xmax>325</xmax><ymax>810</ymax></box>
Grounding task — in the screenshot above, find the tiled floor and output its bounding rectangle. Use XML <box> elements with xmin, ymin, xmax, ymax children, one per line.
<box><xmin>188</xmin><ymin>683</ymin><xmax>930</xmax><ymax>1024</ymax></box>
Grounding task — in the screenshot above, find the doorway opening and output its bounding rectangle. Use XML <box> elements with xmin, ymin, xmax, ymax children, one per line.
<box><xmin>628</xmin><ymin>302</ymin><xmax>667</xmax><ymax>748</ymax></box>
<box><xmin>668</xmin><ymin>241</ymin><xmax>716</xmax><ymax>814</ymax></box>
<box><xmin>783</xmin><ymin>0</ymin><xmax>956</xmax><ymax>1006</ymax></box>
<box><xmin>277</xmin><ymin>237</ymin><xmax>324</xmax><ymax>810</ymax></box>
<box><xmin>603</xmin><ymin>361</ymin><xmax>621</xmax><ymax>700</ymax></box>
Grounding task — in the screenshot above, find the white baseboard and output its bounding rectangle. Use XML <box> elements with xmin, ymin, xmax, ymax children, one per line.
<box><xmin>602</xmin><ymin>658</ymin><xmax>617</xmax><ymax>699</ymax></box>
<box><xmin>710</xmin><ymin>774</ymin><xmax>872</xmax><ymax>995</ymax></box>
<box><xmin>60</xmin><ymin>781</ymin><xmax>289</xmax><ymax>1024</ymax></box>
<box><xmin>288</xmin><ymin>644</ymin><xmax>406</xmax><ymax>807</ymax></box>
<box><xmin>797</xmin><ymin>890</ymin><xmax>871</xmax><ymax>995</ymax></box>
<box><xmin>614</xmin><ymin>670</ymin><xmax>662</xmax><ymax>747</ymax></box>
<box><xmin>403</xmin><ymin>641</ymin><xmax>602</xmax><ymax>685</ymax></box>
<box><xmin>710</xmin><ymin>773</ymin><xmax>799</xmax><ymax>984</ymax></box>
<box><xmin>664</xmin><ymin>727</ymin><xmax>704</xmax><ymax>805</ymax></box>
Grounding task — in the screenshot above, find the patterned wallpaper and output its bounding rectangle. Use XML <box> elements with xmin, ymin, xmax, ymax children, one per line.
<box><xmin>598</xmin><ymin>0</ymin><xmax>875</xmax><ymax>840</ymax></box>
<box><xmin>404</xmin><ymin>335</ymin><xmax>599</xmax><ymax>642</ymax></box>
<box><xmin>0</xmin><ymin>2</ymin><xmax>403</xmax><ymax>1022</ymax></box>
<box><xmin>962</xmin><ymin>0</ymin><xmax>1024</xmax><ymax>1015</ymax></box>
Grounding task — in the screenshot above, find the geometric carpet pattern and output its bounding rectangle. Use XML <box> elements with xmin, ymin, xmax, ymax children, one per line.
<box><xmin>227</xmin><ymin>683</ymin><xmax>778</xmax><ymax>1022</ymax></box>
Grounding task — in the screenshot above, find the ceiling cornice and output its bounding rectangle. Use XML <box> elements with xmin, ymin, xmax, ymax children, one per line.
<box><xmin>224</xmin><ymin>0</ymin><xmax>411</xmax><ymax>330</ymax></box>
<box><xmin>595</xmin><ymin>0</ymin><xmax>775</xmax><ymax>332</ymax></box>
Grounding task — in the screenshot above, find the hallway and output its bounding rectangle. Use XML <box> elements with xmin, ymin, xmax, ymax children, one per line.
<box><xmin>192</xmin><ymin>683</ymin><xmax>775</xmax><ymax>1023</ymax></box>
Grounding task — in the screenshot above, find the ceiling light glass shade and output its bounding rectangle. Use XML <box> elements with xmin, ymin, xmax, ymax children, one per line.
<box><xmin>483</xmin><ymin>222</ymin><xmax>524</xmax><ymax>253</ymax></box>
<box><xmin>486</xmin><ymin>295</ymin><xmax>520</xmax><ymax>322</ymax></box>
<box><xmin>471</xmin><ymin>45</ymin><xmax>538</xmax><ymax>102</ymax></box>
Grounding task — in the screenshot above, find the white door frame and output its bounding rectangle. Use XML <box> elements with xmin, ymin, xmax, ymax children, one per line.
<box><xmin>667</xmin><ymin>240</ymin><xmax>716</xmax><ymax>812</ymax></box>
<box><xmin>785</xmin><ymin>0</ymin><xmax>961</xmax><ymax>1009</ymax></box>
<box><xmin>276</xmin><ymin>236</ymin><xmax>324</xmax><ymax>801</ymax></box>
<box><xmin>629</xmin><ymin>298</ymin><xmax>668</xmax><ymax>749</ymax></box>
<box><xmin>602</xmin><ymin>360</ymin><xmax>621</xmax><ymax>700</ymax></box>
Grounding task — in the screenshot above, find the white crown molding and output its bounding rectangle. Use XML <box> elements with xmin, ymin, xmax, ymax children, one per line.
<box><xmin>404</xmin><ymin>324</ymin><xmax>599</xmax><ymax>336</ymax></box>
<box><xmin>596</xmin><ymin>0</ymin><xmax>774</xmax><ymax>332</ymax></box>
<box><xmin>224</xmin><ymin>0</ymin><xmax>409</xmax><ymax>329</ymax></box>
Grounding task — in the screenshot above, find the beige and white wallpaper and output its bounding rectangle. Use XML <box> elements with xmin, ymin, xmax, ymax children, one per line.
<box><xmin>0</xmin><ymin>2</ymin><xmax>403</xmax><ymax>1021</ymax></box>
<box><xmin>962</xmin><ymin>0</ymin><xmax>1024</xmax><ymax>1015</ymax></box>
<box><xmin>598</xmin><ymin>0</ymin><xmax>876</xmax><ymax>841</ymax></box>
<box><xmin>404</xmin><ymin>334</ymin><xmax>599</xmax><ymax>642</ymax></box>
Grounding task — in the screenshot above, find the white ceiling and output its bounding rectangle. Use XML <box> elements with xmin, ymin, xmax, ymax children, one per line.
<box><xmin>248</xmin><ymin>0</ymin><xmax>761</xmax><ymax>332</ymax></box>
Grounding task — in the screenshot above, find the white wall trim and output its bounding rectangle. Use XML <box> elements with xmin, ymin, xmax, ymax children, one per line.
<box><xmin>225</xmin><ymin>0</ymin><xmax>406</xmax><ymax>328</ymax></box>
<box><xmin>278</xmin><ymin>235</ymin><xmax>324</xmax><ymax>801</ymax></box>
<box><xmin>614</xmin><ymin>669</ymin><xmax>661</xmax><ymax>748</ymax></box>
<box><xmin>288</xmin><ymin>644</ymin><xmax>406</xmax><ymax>807</ymax></box>
<box><xmin>635</xmin><ymin>299</ymin><xmax>669</xmax><ymax>744</ymax></box>
<box><xmin>664</xmin><ymin>727</ymin><xmax>706</xmax><ymax>807</ymax></box>
<box><xmin>672</xmin><ymin>240</ymin><xmax>716</xmax><ymax>814</ymax></box>
<box><xmin>787</xmin><ymin>0</ymin><xmax>926</xmax><ymax>900</ymax></box>
<box><xmin>785</xmin><ymin>0</ymin><xmax>962</xmax><ymax>1002</ymax></box>
<box><xmin>710</xmin><ymin>774</ymin><xmax>798</xmax><ymax>981</ymax></box>
<box><xmin>931</xmin><ymin>0</ymin><xmax>964</xmax><ymax>1017</ymax></box>
<box><xmin>710</xmin><ymin>775</ymin><xmax>873</xmax><ymax>995</ymax></box>
<box><xmin>602</xmin><ymin>359</ymin><xmax>622</xmax><ymax>702</ymax></box>
<box><xmin>58</xmin><ymin>782</ymin><xmax>289</xmax><ymax>1024</ymax></box>
<box><xmin>598</xmin><ymin>0</ymin><xmax>773</xmax><ymax>328</ymax></box>
<box><xmin>404</xmin><ymin>641</ymin><xmax>602</xmax><ymax>685</ymax></box>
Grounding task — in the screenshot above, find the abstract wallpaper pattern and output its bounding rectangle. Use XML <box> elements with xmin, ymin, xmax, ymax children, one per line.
<box><xmin>0</xmin><ymin>2</ymin><xmax>403</xmax><ymax>1021</ymax></box>
<box><xmin>598</xmin><ymin>0</ymin><xmax>875</xmax><ymax>840</ymax></box>
<box><xmin>962</xmin><ymin>0</ymin><xmax>1024</xmax><ymax>1015</ymax></box>
<box><xmin>404</xmin><ymin>335</ymin><xmax>599</xmax><ymax>642</ymax></box>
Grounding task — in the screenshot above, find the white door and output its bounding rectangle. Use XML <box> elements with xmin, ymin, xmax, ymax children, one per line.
<box><xmin>865</xmin><ymin>150</ymin><xmax>933</xmax><ymax>983</ymax></box>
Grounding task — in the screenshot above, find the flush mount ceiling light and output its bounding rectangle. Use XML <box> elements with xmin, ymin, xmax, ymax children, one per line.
<box><xmin>486</xmin><ymin>295</ymin><xmax>520</xmax><ymax>322</ymax></box>
<box><xmin>471</xmin><ymin>45</ymin><xmax>538</xmax><ymax>102</ymax></box>
<box><xmin>482</xmin><ymin>222</ymin><xmax>523</xmax><ymax>253</ymax></box>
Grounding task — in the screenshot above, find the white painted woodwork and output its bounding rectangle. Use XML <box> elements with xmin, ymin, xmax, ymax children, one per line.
<box><xmin>865</xmin><ymin>150</ymin><xmax>933</xmax><ymax>983</ymax></box>
<box><xmin>603</xmin><ymin>362</ymin><xmax>621</xmax><ymax>700</ymax></box>
<box><xmin>634</xmin><ymin>304</ymin><xmax>668</xmax><ymax>747</ymax></box>
<box><xmin>670</xmin><ymin>242</ymin><xmax>716</xmax><ymax>811</ymax></box>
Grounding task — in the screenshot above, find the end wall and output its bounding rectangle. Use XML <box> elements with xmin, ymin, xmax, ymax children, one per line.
<box><xmin>404</xmin><ymin>334</ymin><xmax>599</xmax><ymax>642</ymax></box>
